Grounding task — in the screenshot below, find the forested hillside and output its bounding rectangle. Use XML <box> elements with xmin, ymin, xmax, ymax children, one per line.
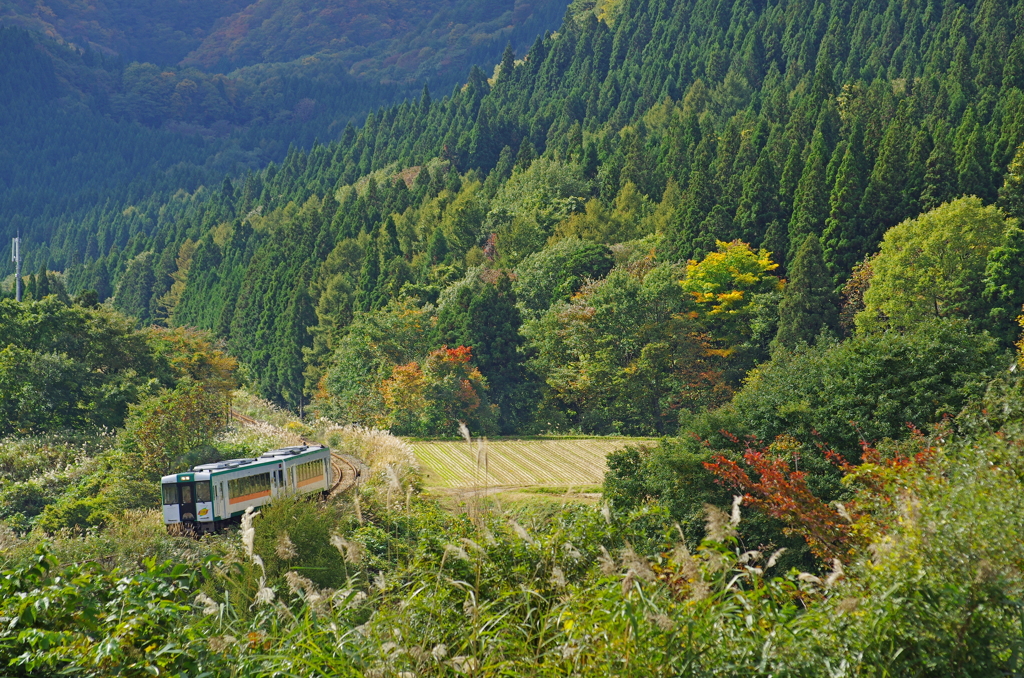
<box><xmin>0</xmin><ymin>1</ymin><xmax>568</xmax><ymax>274</ymax></box>
<box><xmin>183</xmin><ymin>0</ymin><xmax>570</xmax><ymax>84</ymax></box>
<box><xmin>0</xmin><ymin>0</ymin><xmax>565</xmax><ymax>77</ymax></box>
<box><xmin>19</xmin><ymin>0</ymin><xmax>1022</xmax><ymax>436</ymax></box>
<box><xmin>0</xmin><ymin>0</ymin><xmax>250</xmax><ymax>64</ymax></box>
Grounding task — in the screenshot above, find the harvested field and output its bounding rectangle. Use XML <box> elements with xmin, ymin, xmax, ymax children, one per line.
<box><xmin>410</xmin><ymin>438</ymin><xmax>653</xmax><ymax>489</ymax></box>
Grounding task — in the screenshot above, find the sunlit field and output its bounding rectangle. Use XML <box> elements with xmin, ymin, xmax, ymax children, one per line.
<box><xmin>410</xmin><ymin>437</ymin><xmax>652</xmax><ymax>489</ymax></box>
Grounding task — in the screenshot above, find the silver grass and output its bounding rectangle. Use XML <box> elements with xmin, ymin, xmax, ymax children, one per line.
<box><xmin>730</xmin><ymin>494</ymin><xmax>743</xmax><ymax>526</ymax></box>
<box><xmin>598</xmin><ymin>546</ymin><xmax>617</xmax><ymax>576</ymax></box>
<box><xmin>452</xmin><ymin>656</ymin><xmax>478</xmax><ymax>673</ymax></box>
<box><xmin>704</xmin><ymin>503</ymin><xmax>736</xmax><ymax>541</ymax></box>
<box><xmin>797</xmin><ymin>572</ymin><xmax>823</xmax><ymax>586</ymax></box>
<box><xmin>208</xmin><ymin>636</ymin><xmax>236</xmax><ymax>653</ymax></box>
<box><xmin>509</xmin><ymin>519</ymin><xmax>536</xmax><ymax>545</ymax></box>
<box><xmin>240</xmin><ymin>506</ymin><xmax>259</xmax><ymax>559</ymax></box>
<box><xmin>275</xmin><ymin>532</ymin><xmax>298</xmax><ymax>560</ymax></box>
<box><xmin>251</xmin><ymin>576</ymin><xmax>275</xmax><ymax>607</ymax></box>
<box><xmin>766</xmin><ymin>548</ymin><xmax>787</xmax><ymax>569</ymax></box>
<box><xmin>646</xmin><ymin>612</ymin><xmax>675</xmax><ymax>631</ymax></box>
<box><xmin>834</xmin><ymin>501</ymin><xmax>853</xmax><ymax>523</ymax></box>
<box><xmin>195</xmin><ymin>592</ymin><xmax>219</xmax><ymax>616</ymax></box>
<box><xmin>825</xmin><ymin>558</ymin><xmax>845</xmax><ymax>587</ymax></box>
<box><xmin>621</xmin><ymin>569</ymin><xmax>636</xmax><ymax>595</ymax></box>
<box><xmin>460</xmin><ymin>537</ymin><xmax>487</xmax><ymax>555</ymax></box>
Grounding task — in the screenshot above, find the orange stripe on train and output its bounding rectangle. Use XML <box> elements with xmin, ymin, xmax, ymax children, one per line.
<box><xmin>229</xmin><ymin>489</ymin><xmax>271</xmax><ymax>504</ymax></box>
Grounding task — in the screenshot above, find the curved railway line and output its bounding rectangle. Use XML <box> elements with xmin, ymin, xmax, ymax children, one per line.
<box><xmin>229</xmin><ymin>410</ymin><xmax>364</xmax><ymax>497</ymax></box>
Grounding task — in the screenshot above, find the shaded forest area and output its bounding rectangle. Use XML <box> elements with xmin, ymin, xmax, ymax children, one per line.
<box><xmin>0</xmin><ymin>0</ymin><xmax>569</xmax><ymax>271</ymax></box>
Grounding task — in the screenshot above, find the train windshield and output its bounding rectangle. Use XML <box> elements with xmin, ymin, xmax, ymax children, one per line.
<box><xmin>162</xmin><ymin>484</ymin><xmax>178</xmax><ymax>505</ymax></box>
<box><xmin>195</xmin><ymin>482</ymin><xmax>211</xmax><ymax>502</ymax></box>
<box><xmin>180</xmin><ymin>484</ymin><xmax>193</xmax><ymax>504</ymax></box>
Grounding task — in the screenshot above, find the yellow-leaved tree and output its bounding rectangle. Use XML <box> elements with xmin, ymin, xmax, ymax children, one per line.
<box><xmin>680</xmin><ymin>239</ymin><xmax>782</xmax><ymax>355</ymax></box>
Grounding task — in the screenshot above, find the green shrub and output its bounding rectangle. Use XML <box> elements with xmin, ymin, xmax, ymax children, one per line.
<box><xmin>732</xmin><ymin>318</ymin><xmax>1002</xmax><ymax>458</ymax></box>
<box><xmin>251</xmin><ymin>496</ymin><xmax>352</xmax><ymax>590</ymax></box>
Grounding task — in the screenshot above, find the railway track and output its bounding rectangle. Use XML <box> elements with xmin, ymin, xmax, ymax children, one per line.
<box><xmin>329</xmin><ymin>454</ymin><xmax>366</xmax><ymax>497</ymax></box>
<box><xmin>229</xmin><ymin>409</ymin><xmax>365</xmax><ymax>497</ymax></box>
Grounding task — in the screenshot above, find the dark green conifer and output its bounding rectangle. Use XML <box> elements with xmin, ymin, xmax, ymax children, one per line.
<box><xmin>984</xmin><ymin>223</ymin><xmax>1024</xmax><ymax>344</ymax></box>
<box><xmin>621</xmin><ymin>127</ymin><xmax>656</xmax><ymax>197</ymax></box>
<box><xmin>357</xmin><ymin>234</ymin><xmax>381</xmax><ymax>312</ymax></box>
<box><xmin>515</xmin><ymin>140</ymin><xmax>536</xmax><ymax>170</ymax></box>
<box><xmin>582</xmin><ymin>142</ymin><xmax>600</xmax><ymax>179</ymax></box>
<box><xmin>378</xmin><ymin>216</ymin><xmax>401</xmax><ymax>267</ymax></box>
<box><xmin>275</xmin><ymin>284</ymin><xmax>316</xmax><ymax>411</ymax></box>
<box><xmin>777</xmin><ymin>140</ymin><xmax>805</xmax><ymax>216</ymax></box>
<box><xmin>113</xmin><ymin>252</ymin><xmax>155</xmax><ymax>323</ymax></box>
<box><xmin>94</xmin><ymin>259</ymin><xmax>112</xmax><ymax>302</ymax></box>
<box><xmin>426</xmin><ymin>229</ymin><xmax>450</xmax><ymax>268</ymax></box>
<box><xmin>956</xmin><ymin>114</ymin><xmax>993</xmax><ymax>201</ymax></box>
<box><xmin>761</xmin><ymin>219</ymin><xmax>789</xmax><ymax>273</ymax></box>
<box><xmin>905</xmin><ymin>128</ymin><xmax>932</xmax><ymax>216</ymax></box>
<box><xmin>670</xmin><ymin>163</ymin><xmax>717</xmax><ymax>261</ymax></box>
<box><xmin>859</xmin><ymin>106</ymin><xmax>914</xmax><ymax>249</ymax></box>
<box><xmin>998</xmin><ymin>141</ymin><xmax>1024</xmax><ymax>220</ymax></box>
<box><xmin>1003</xmin><ymin>35</ymin><xmax>1024</xmax><ymax>89</ymax></box>
<box><xmin>822</xmin><ymin>123</ymin><xmax>868</xmax><ymax>283</ymax></box>
<box><xmin>497</xmin><ymin>43</ymin><xmax>516</xmax><ymax>84</ymax></box>
<box><xmin>774</xmin><ymin>234</ymin><xmax>839</xmax><ymax>349</ymax></box>
<box><xmin>787</xmin><ymin>131</ymin><xmax>830</xmax><ymax>261</ymax></box>
<box><xmin>484</xmin><ymin>146</ymin><xmax>514</xmax><ymax>197</ymax></box>
<box><xmin>921</xmin><ymin>128</ymin><xmax>958</xmax><ymax>211</ymax></box>
<box><xmin>419</xmin><ymin>85</ymin><xmax>432</xmax><ymax>115</ymax></box>
<box><xmin>36</xmin><ymin>263</ymin><xmax>50</xmax><ymax>299</ymax></box>
<box><xmin>693</xmin><ymin>205</ymin><xmax>733</xmax><ymax>260</ymax></box>
<box><xmin>734</xmin><ymin>150</ymin><xmax>780</xmax><ymax>246</ymax></box>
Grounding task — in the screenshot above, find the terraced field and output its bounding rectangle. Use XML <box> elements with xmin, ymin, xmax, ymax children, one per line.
<box><xmin>410</xmin><ymin>438</ymin><xmax>653</xmax><ymax>489</ymax></box>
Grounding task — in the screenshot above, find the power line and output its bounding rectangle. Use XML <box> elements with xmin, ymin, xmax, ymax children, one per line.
<box><xmin>11</xmin><ymin>234</ymin><xmax>21</xmax><ymax>302</ymax></box>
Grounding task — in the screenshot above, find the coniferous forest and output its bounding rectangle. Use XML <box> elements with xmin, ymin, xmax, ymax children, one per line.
<box><xmin>4</xmin><ymin>0</ymin><xmax>1024</xmax><ymax>674</ymax></box>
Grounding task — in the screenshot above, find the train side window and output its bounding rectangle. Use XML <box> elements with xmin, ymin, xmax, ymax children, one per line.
<box><xmin>196</xmin><ymin>483</ymin><xmax>211</xmax><ymax>503</ymax></box>
<box><xmin>162</xmin><ymin>484</ymin><xmax>177</xmax><ymax>505</ymax></box>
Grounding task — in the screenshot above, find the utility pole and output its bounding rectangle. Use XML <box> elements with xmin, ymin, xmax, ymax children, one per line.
<box><xmin>11</xmin><ymin>234</ymin><xmax>21</xmax><ymax>302</ymax></box>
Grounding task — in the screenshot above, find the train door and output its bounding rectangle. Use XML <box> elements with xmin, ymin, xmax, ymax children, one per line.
<box><xmin>178</xmin><ymin>482</ymin><xmax>197</xmax><ymax>522</ymax></box>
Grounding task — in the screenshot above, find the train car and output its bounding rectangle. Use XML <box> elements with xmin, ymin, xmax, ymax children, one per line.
<box><xmin>161</xmin><ymin>445</ymin><xmax>332</xmax><ymax>533</ymax></box>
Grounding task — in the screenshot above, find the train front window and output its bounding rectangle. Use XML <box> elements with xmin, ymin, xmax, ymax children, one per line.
<box><xmin>180</xmin><ymin>484</ymin><xmax>193</xmax><ymax>504</ymax></box>
<box><xmin>195</xmin><ymin>482</ymin><xmax>211</xmax><ymax>503</ymax></box>
<box><xmin>162</xmin><ymin>484</ymin><xmax>178</xmax><ymax>505</ymax></box>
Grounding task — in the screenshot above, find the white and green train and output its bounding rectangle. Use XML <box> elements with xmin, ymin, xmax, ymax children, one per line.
<box><xmin>161</xmin><ymin>445</ymin><xmax>332</xmax><ymax>533</ymax></box>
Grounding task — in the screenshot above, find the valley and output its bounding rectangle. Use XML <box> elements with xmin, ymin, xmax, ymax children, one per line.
<box><xmin>2</xmin><ymin>0</ymin><xmax>1024</xmax><ymax>673</ymax></box>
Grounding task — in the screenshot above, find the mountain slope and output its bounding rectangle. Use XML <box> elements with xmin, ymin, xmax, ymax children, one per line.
<box><xmin>9</xmin><ymin>0</ymin><xmax>1024</xmax><ymax>432</ymax></box>
<box><xmin>0</xmin><ymin>0</ymin><xmax>250</xmax><ymax>64</ymax></box>
<box><xmin>183</xmin><ymin>0</ymin><xmax>566</xmax><ymax>85</ymax></box>
<box><xmin>0</xmin><ymin>0</ymin><xmax>569</xmax><ymax>268</ymax></box>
